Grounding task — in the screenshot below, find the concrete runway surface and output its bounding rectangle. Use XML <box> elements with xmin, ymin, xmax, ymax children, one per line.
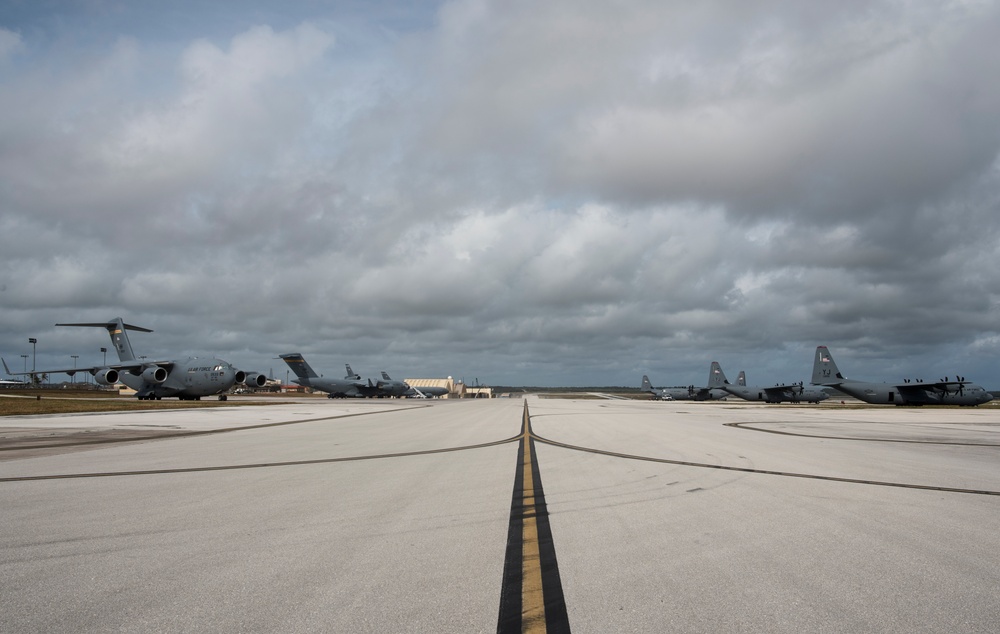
<box><xmin>1</xmin><ymin>397</ymin><xmax>998</xmax><ymax>633</ymax></box>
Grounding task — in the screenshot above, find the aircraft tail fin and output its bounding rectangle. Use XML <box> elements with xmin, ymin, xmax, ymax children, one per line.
<box><xmin>56</xmin><ymin>317</ymin><xmax>150</xmax><ymax>362</ymax></box>
<box><xmin>812</xmin><ymin>346</ymin><xmax>845</xmax><ymax>384</ymax></box>
<box><xmin>279</xmin><ymin>353</ymin><xmax>319</xmax><ymax>379</ymax></box>
<box><xmin>345</xmin><ymin>364</ymin><xmax>361</xmax><ymax>380</ymax></box>
<box><xmin>708</xmin><ymin>362</ymin><xmax>728</xmax><ymax>388</ymax></box>
<box><xmin>641</xmin><ymin>375</ymin><xmax>654</xmax><ymax>392</ymax></box>
<box><xmin>2</xmin><ymin>357</ymin><xmax>13</xmax><ymax>376</ymax></box>
<box><xmin>381</xmin><ymin>371</ymin><xmax>392</xmax><ymax>381</ymax></box>
<box><xmin>737</xmin><ymin>371</ymin><xmax>746</xmax><ymax>387</ymax></box>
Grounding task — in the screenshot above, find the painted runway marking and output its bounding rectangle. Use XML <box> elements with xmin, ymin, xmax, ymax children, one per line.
<box><xmin>497</xmin><ymin>401</ymin><xmax>570</xmax><ymax>633</ymax></box>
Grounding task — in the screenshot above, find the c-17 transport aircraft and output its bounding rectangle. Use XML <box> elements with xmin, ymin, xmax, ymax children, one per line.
<box><xmin>708</xmin><ymin>361</ymin><xmax>829</xmax><ymax>403</ymax></box>
<box><xmin>279</xmin><ymin>354</ymin><xmax>411</xmax><ymax>398</ymax></box>
<box><xmin>2</xmin><ymin>317</ymin><xmax>265</xmax><ymax>400</ymax></box>
<box><xmin>811</xmin><ymin>345</ymin><xmax>993</xmax><ymax>406</ymax></box>
<box><xmin>640</xmin><ymin>374</ymin><xmax>728</xmax><ymax>401</ymax></box>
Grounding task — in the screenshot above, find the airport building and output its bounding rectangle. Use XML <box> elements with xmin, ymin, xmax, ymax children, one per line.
<box><xmin>404</xmin><ymin>378</ymin><xmax>493</xmax><ymax>398</ymax></box>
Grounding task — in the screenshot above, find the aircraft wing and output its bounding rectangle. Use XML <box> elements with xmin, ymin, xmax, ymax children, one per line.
<box><xmin>760</xmin><ymin>383</ymin><xmax>805</xmax><ymax>397</ymax></box>
<box><xmin>2</xmin><ymin>358</ymin><xmax>108</xmax><ymax>376</ymax></box>
<box><xmin>896</xmin><ymin>380</ymin><xmax>967</xmax><ymax>396</ymax></box>
<box><xmin>111</xmin><ymin>360</ymin><xmax>177</xmax><ymax>373</ymax></box>
<box><xmin>1</xmin><ymin>358</ymin><xmax>174</xmax><ymax>376</ymax></box>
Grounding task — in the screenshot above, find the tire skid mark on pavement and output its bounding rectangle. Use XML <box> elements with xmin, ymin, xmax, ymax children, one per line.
<box><xmin>532</xmin><ymin>432</ymin><xmax>1000</xmax><ymax>497</ymax></box>
<box><xmin>0</xmin><ymin>435</ymin><xmax>520</xmax><ymax>483</ymax></box>
<box><xmin>0</xmin><ymin>405</ymin><xmax>429</xmax><ymax>453</ymax></box>
<box><xmin>726</xmin><ymin>421</ymin><xmax>1000</xmax><ymax>446</ymax></box>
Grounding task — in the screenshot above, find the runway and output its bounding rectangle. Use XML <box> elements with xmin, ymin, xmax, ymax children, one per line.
<box><xmin>1</xmin><ymin>397</ymin><xmax>998</xmax><ymax>632</ymax></box>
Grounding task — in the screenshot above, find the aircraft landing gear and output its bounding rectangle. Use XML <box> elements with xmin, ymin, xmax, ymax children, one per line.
<box><xmin>219</xmin><ymin>395</ymin><xmax>227</xmax><ymax>401</ymax></box>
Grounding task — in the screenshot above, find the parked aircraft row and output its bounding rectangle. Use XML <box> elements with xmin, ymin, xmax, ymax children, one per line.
<box><xmin>643</xmin><ymin>346</ymin><xmax>993</xmax><ymax>406</ymax></box>
<box><xmin>2</xmin><ymin>317</ymin><xmax>443</xmax><ymax>401</ymax></box>
<box><xmin>642</xmin><ymin>362</ymin><xmax>826</xmax><ymax>403</ymax></box>
<box><xmin>279</xmin><ymin>354</ymin><xmax>448</xmax><ymax>399</ymax></box>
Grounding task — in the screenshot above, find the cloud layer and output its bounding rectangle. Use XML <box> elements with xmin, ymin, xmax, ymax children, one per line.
<box><xmin>2</xmin><ymin>1</ymin><xmax>999</xmax><ymax>387</ymax></box>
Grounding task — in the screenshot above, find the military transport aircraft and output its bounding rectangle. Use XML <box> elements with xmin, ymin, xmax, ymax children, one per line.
<box><xmin>1</xmin><ymin>317</ymin><xmax>264</xmax><ymax>400</ymax></box>
<box><xmin>641</xmin><ymin>374</ymin><xmax>728</xmax><ymax>401</ymax></box>
<box><xmin>708</xmin><ymin>362</ymin><xmax>829</xmax><ymax>403</ymax></box>
<box><xmin>279</xmin><ymin>354</ymin><xmax>411</xmax><ymax>398</ymax></box>
<box><xmin>280</xmin><ymin>354</ymin><xmax>372</xmax><ymax>397</ymax></box>
<box><xmin>811</xmin><ymin>345</ymin><xmax>993</xmax><ymax>406</ymax></box>
<box><xmin>375</xmin><ymin>371</ymin><xmax>411</xmax><ymax>398</ymax></box>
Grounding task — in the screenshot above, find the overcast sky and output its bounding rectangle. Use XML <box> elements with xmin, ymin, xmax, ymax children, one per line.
<box><xmin>2</xmin><ymin>1</ymin><xmax>1000</xmax><ymax>388</ymax></box>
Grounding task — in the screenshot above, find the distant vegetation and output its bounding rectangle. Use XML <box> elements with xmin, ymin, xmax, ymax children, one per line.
<box><xmin>490</xmin><ymin>386</ymin><xmax>643</xmax><ymax>393</ymax></box>
<box><xmin>0</xmin><ymin>389</ymin><xmax>274</xmax><ymax>417</ymax></box>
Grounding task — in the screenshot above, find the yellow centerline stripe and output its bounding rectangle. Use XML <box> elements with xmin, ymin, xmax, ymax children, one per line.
<box><xmin>498</xmin><ymin>400</ymin><xmax>569</xmax><ymax>632</ymax></box>
<box><xmin>521</xmin><ymin>421</ymin><xmax>546</xmax><ymax>632</ymax></box>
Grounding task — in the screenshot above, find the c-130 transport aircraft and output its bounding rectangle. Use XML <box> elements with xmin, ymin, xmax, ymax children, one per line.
<box><xmin>640</xmin><ymin>373</ymin><xmax>728</xmax><ymax>401</ymax></box>
<box><xmin>3</xmin><ymin>317</ymin><xmax>265</xmax><ymax>400</ymax></box>
<box><xmin>811</xmin><ymin>345</ymin><xmax>993</xmax><ymax>406</ymax></box>
<box><xmin>708</xmin><ymin>361</ymin><xmax>829</xmax><ymax>403</ymax></box>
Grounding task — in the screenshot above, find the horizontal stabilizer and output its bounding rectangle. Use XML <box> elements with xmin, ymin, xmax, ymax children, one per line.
<box><xmin>56</xmin><ymin>320</ymin><xmax>153</xmax><ymax>333</ymax></box>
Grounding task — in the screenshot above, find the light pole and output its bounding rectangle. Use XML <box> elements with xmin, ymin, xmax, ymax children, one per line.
<box><xmin>20</xmin><ymin>354</ymin><xmax>28</xmax><ymax>373</ymax></box>
<box><xmin>71</xmin><ymin>355</ymin><xmax>79</xmax><ymax>384</ymax></box>
<box><xmin>101</xmin><ymin>347</ymin><xmax>107</xmax><ymax>365</ymax></box>
<box><xmin>28</xmin><ymin>338</ymin><xmax>37</xmax><ymax>384</ymax></box>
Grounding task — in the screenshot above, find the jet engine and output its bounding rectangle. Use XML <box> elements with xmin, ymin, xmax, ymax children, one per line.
<box><xmin>141</xmin><ymin>366</ymin><xmax>168</xmax><ymax>384</ymax></box>
<box><xmin>94</xmin><ymin>368</ymin><xmax>119</xmax><ymax>386</ymax></box>
<box><xmin>241</xmin><ymin>372</ymin><xmax>267</xmax><ymax>388</ymax></box>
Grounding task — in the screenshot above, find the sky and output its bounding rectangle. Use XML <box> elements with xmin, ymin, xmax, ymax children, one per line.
<box><xmin>2</xmin><ymin>0</ymin><xmax>1000</xmax><ymax>388</ymax></box>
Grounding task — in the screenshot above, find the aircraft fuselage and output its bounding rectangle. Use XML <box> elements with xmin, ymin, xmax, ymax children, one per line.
<box><xmin>722</xmin><ymin>385</ymin><xmax>829</xmax><ymax>404</ymax></box>
<box><xmin>824</xmin><ymin>380</ymin><xmax>993</xmax><ymax>406</ymax></box>
<box><xmin>658</xmin><ymin>387</ymin><xmax>729</xmax><ymax>401</ymax></box>
<box><xmin>121</xmin><ymin>357</ymin><xmax>240</xmax><ymax>400</ymax></box>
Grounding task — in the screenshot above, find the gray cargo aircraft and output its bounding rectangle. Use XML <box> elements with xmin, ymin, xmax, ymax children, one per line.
<box><xmin>279</xmin><ymin>354</ymin><xmax>411</xmax><ymax>398</ymax></box>
<box><xmin>708</xmin><ymin>362</ymin><xmax>828</xmax><ymax>403</ymax></box>
<box><xmin>641</xmin><ymin>374</ymin><xmax>728</xmax><ymax>401</ymax></box>
<box><xmin>374</xmin><ymin>371</ymin><xmax>411</xmax><ymax>398</ymax></box>
<box><xmin>811</xmin><ymin>345</ymin><xmax>993</xmax><ymax>406</ymax></box>
<box><xmin>2</xmin><ymin>317</ymin><xmax>264</xmax><ymax>400</ymax></box>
